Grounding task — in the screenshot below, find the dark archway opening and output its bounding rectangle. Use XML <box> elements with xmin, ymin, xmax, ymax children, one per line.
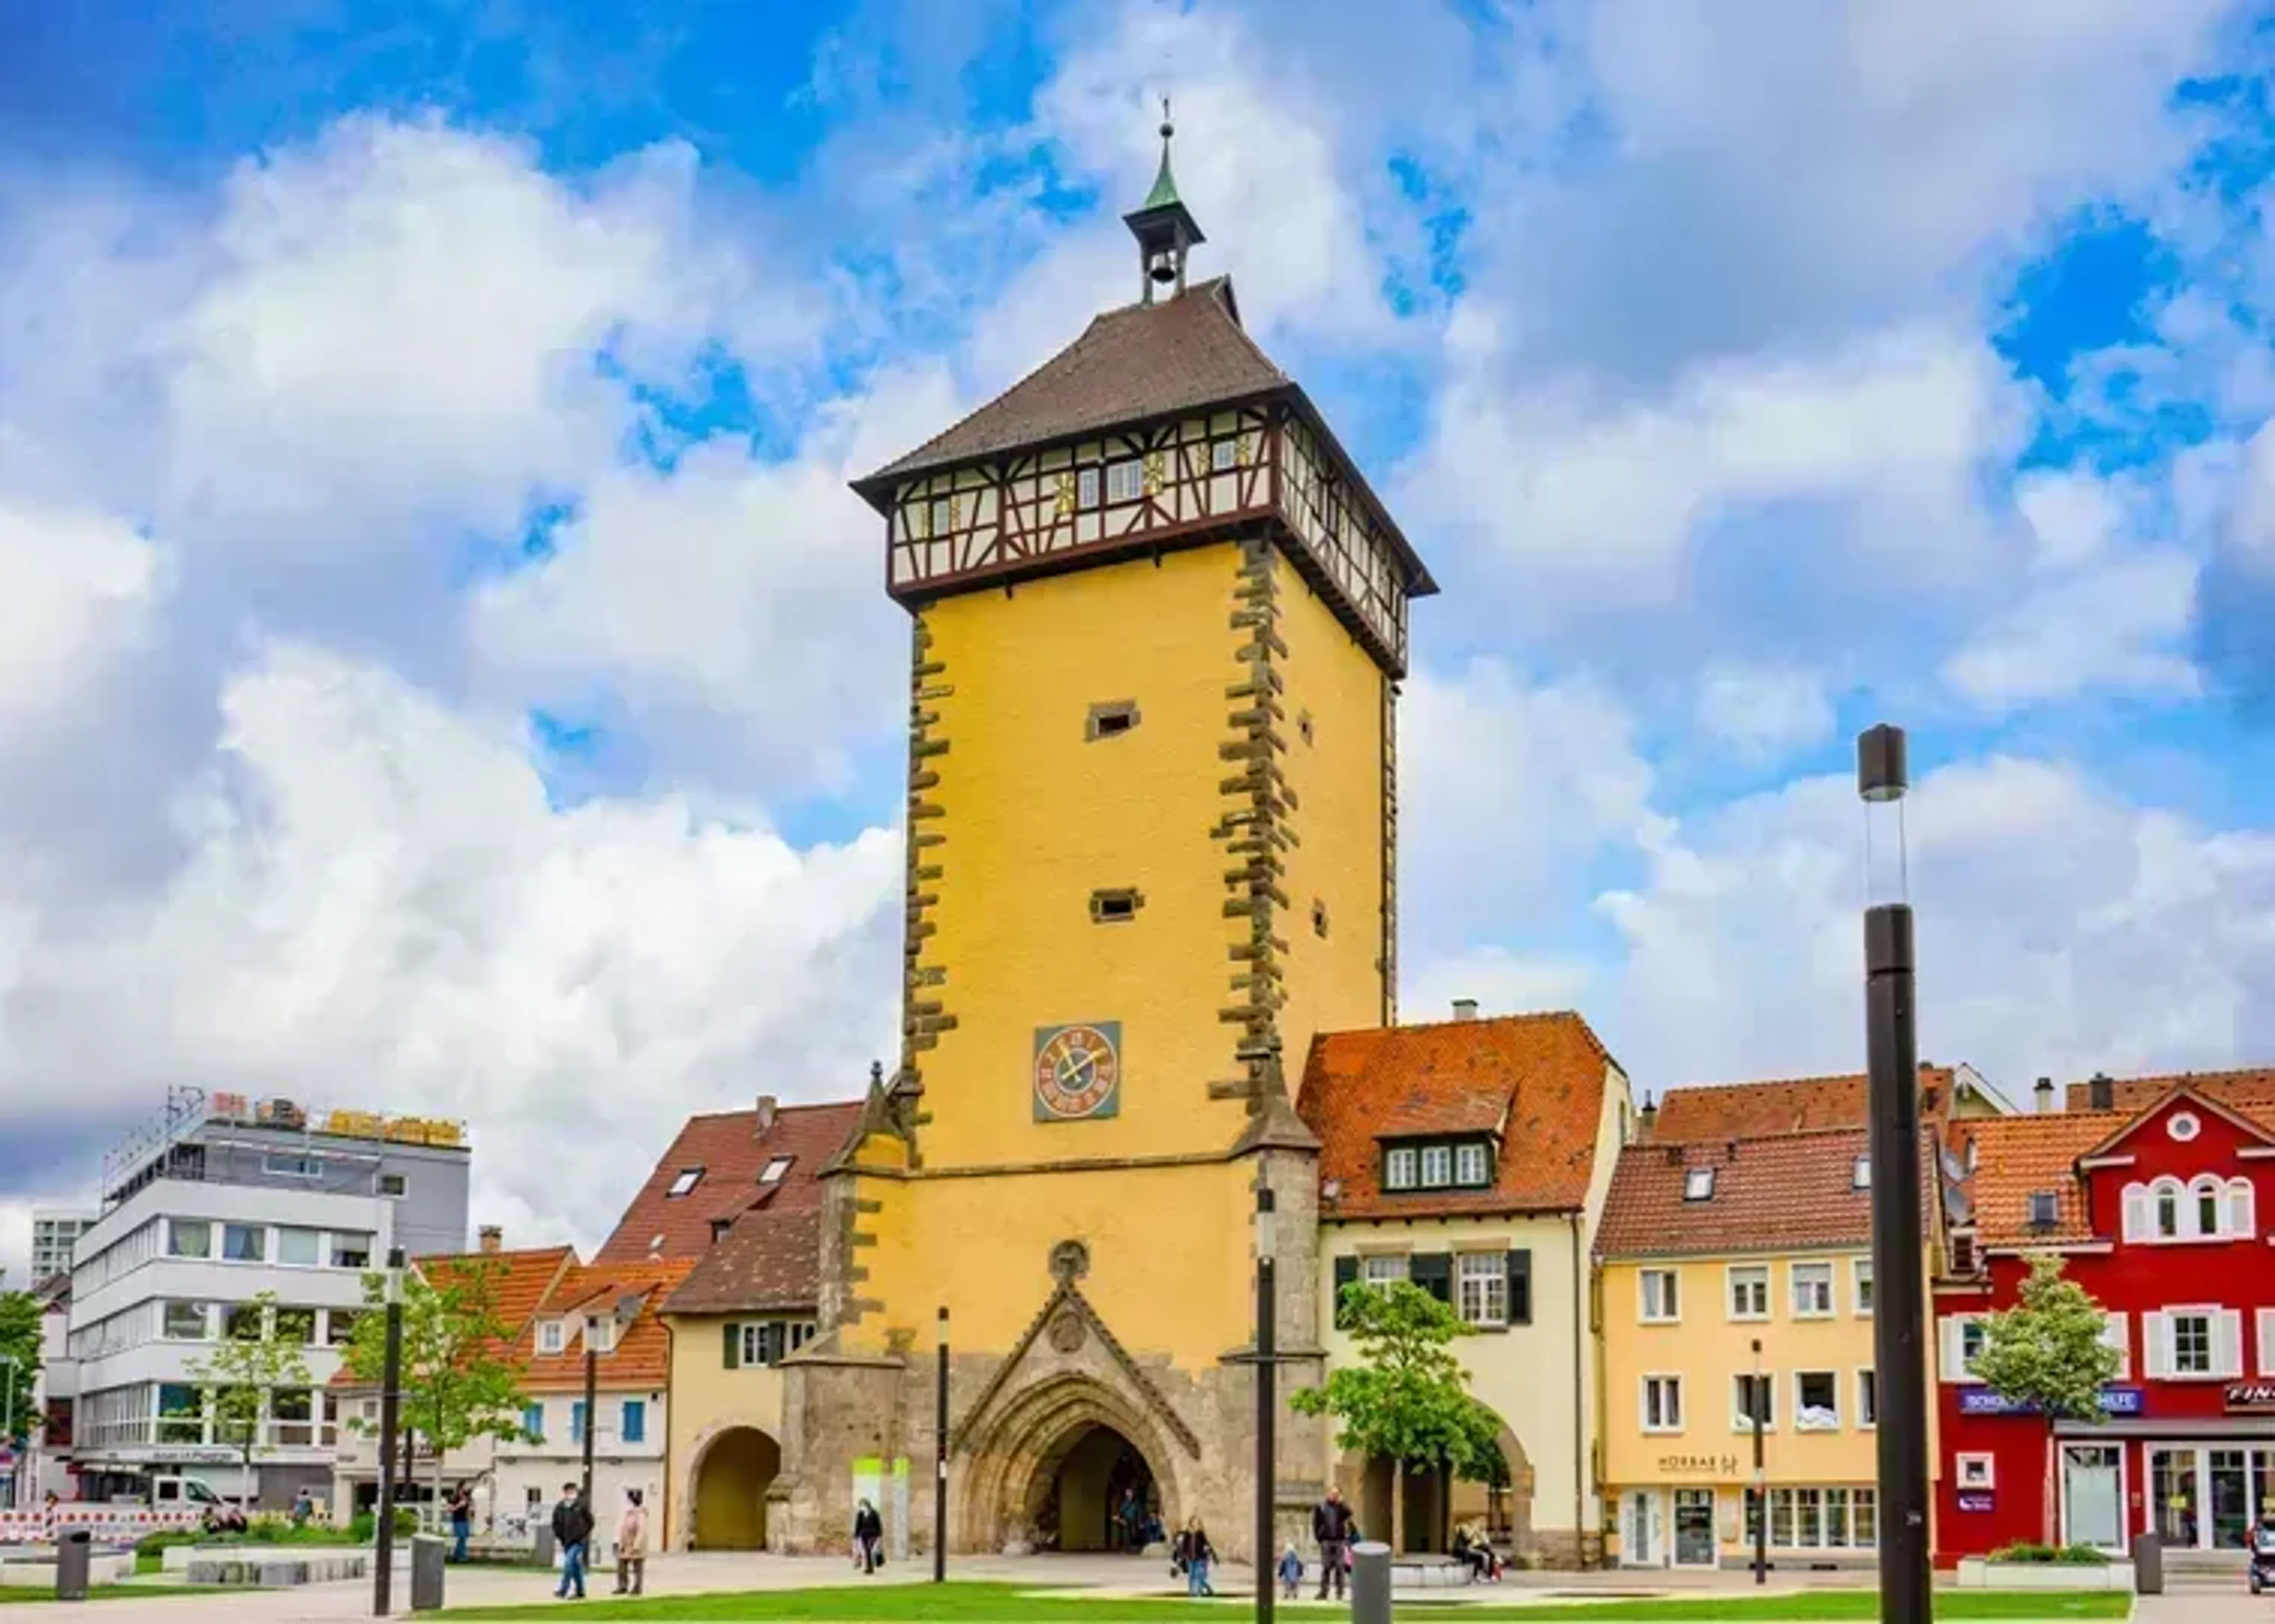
<box><xmin>691</xmin><ymin>1427</ymin><xmax>780</xmax><ymax>1551</ymax></box>
<box><xmin>1023</xmin><ymin>1423</ymin><xmax>1161</xmax><ymax>1553</ymax></box>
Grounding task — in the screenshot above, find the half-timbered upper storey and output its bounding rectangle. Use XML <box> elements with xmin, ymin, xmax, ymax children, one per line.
<box><xmin>848</xmin><ymin>118</ymin><xmax>1436</xmax><ymax>675</ymax></box>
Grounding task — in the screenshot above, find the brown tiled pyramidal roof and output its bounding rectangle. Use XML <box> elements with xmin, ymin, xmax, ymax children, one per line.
<box><xmin>1594</xmin><ymin>1126</ymin><xmax>1933</xmax><ymax>1258</ymax></box>
<box><xmin>328</xmin><ymin>1245</ymin><xmax>576</xmax><ymax>1390</ymax></box>
<box><xmin>2062</xmin><ymin>1065</ymin><xmax>2275</xmax><ymax>1117</ymax></box>
<box><xmin>1651</xmin><ymin>1065</ymin><xmax>1958</xmax><ymax>1142</ymax></box>
<box><xmin>860</xmin><ymin>278</ymin><xmax>1287</xmax><ymax>485</ymax></box>
<box><xmin>518</xmin><ymin>1257</ymin><xmax>696</xmax><ymax>1391</ymax></box>
<box><xmin>595</xmin><ymin>1098</ymin><xmax>863</xmax><ymax>1266</ymax></box>
<box><xmin>1298</xmin><ymin>1011</ymin><xmax>1620</xmax><ymax>1221</ymax></box>
<box><xmin>665</xmin><ymin>1209</ymin><xmax>825</xmax><ymax>1317</ymax></box>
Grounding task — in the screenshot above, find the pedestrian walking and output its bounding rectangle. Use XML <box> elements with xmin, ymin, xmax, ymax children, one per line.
<box><xmin>550</xmin><ymin>1481</ymin><xmax>593</xmax><ymax>1600</ymax></box>
<box><xmin>613</xmin><ymin>1490</ymin><xmax>648</xmax><ymax>1596</ymax></box>
<box><xmin>1313</xmin><ymin>1486</ymin><xmax>1356</xmax><ymax>1601</ymax></box>
<box><xmin>1174</xmin><ymin>1517</ymin><xmax>1215</xmax><ymax>1597</ymax></box>
<box><xmin>1277</xmin><ymin>1542</ymin><xmax>1305</xmax><ymax>1600</ymax></box>
<box><xmin>853</xmin><ymin>1498</ymin><xmax>884</xmax><ymax>1574</ymax></box>
<box><xmin>447</xmin><ymin>1485</ymin><xmax>473</xmax><ymax>1563</ymax></box>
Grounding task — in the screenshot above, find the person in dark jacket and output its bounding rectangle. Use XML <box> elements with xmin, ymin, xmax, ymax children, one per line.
<box><xmin>1173</xmin><ymin>1518</ymin><xmax>1216</xmax><ymax>1596</ymax></box>
<box><xmin>853</xmin><ymin>1499</ymin><xmax>885</xmax><ymax>1574</ymax></box>
<box><xmin>447</xmin><ymin>1485</ymin><xmax>473</xmax><ymax>1563</ymax></box>
<box><xmin>1313</xmin><ymin>1487</ymin><xmax>1357</xmax><ymax>1600</ymax></box>
<box><xmin>551</xmin><ymin>1482</ymin><xmax>594</xmax><ymax>1600</ymax></box>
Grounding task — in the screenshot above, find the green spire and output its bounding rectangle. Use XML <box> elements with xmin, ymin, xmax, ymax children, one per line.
<box><xmin>1141</xmin><ymin>96</ymin><xmax>1181</xmax><ymax>211</ymax></box>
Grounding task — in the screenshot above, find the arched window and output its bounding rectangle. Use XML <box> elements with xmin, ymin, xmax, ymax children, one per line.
<box><xmin>2122</xmin><ymin>1183</ymin><xmax>2149</xmax><ymax>1242</ymax></box>
<box><xmin>2154</xmin><ymin>1180</ymin><xmax>2182</xmax><ymax>1239</ymax></box>
<box><xmin>2193</xmin><ymin>1177</ymin><xmax>2225</xmax><ymax>1239</ymax></box>
<box><xmin>2228</xmin><ymin>1179</ymin><xmax>2257</xmax><ymax>1242</ymax></box>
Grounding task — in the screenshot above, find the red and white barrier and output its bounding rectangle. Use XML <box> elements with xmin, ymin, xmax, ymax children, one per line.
<box><xmin>0</xmin><ymin>1506</ymin><xmax>203</xmax><ymax>1545</ymax></box>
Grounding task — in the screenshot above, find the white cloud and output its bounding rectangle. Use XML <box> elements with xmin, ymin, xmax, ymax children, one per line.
<box><xmin>1943</xmin><ymin>548</ymin><xmax>2200</xmax><ymax>709</ymax></box>
<box><xmin>0</xmin><ymin>644</ymin><xmax>903</xmax><ymax>1249</ymax></box>
<box><xmin>1694</xmin><ymin>661</ymin><xmax>1835</xmax><ymax>764</ymax></box>
<box><xmin>1401</xmin><ymin>948</ymin><xmax>1597</xmax><ymax>1028</ymax></box>
<box><xmin>0</xmin><ymin>500</ymin><xmax>165</xmax><ymax>719</ymax></box>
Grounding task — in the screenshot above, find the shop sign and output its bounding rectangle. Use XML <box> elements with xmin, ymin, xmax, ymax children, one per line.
<box><xmin>1957</xmin><ymin>1385</ymin><xmax>2143</xmax><ymax>1417</ymax></box>
<box><xmin>144</xmin><ymin>1447</ymin><xmax>237</xmax><ymax>1465</ymax></box>
<box><xmin>2223</xmin><ymin>1381</ymin><xmax>2275</xmax><ymax>1415</ymax></box>
<box><xmin>1655</xmin><ymin>1452</ymin><xmax>1738</xmax><ymax>1476</ymax></box>
<box><xmin>1956</xmin><ymin>1492</ymin><xmax>1994</xmax><ymax>1514</ymax></box>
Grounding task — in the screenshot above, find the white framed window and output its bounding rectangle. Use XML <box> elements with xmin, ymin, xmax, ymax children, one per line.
<box><xmin>1642</xmin><ymin>1375</ymin><xmax>1683</xmax><ymax>1433</ymax></box>
<box><xmin>1456</xmin><ymin>1254</ymin><xmax>1507</xmax><ymax>1328</ymax></box>
<box><xmin>1077</xmin><ymin>466</ymin><xmax>1100</xmax><ymax>508</ymax></box>
<box><xmin>2227</xmin><ymin>1178</ymin><xmax>2256</xmax><ymax>1239</ymax></box>
<box><xmin>1684</xmin><ymin>1168</ymin><xmax>1716</xmax><ymax>1201</ymax></box>
<box><xmin>2193</xmin><ymin>1178</ymin><xmax>2222</xmax><ymax>1238</ymax></box>
<box><xmin>538</xmin><ymin>1321</ymin><xmax>566</xmax><ymax>1356</ymax></box>
<box><xmin>1454</xmin><ymin>1142</ymin><xmax>1491</xmax><ymax>1187</ymax></box>
<box><xmin>1794</xmin><ymin>1370</ymin><xmax>1840</xmax><ymax>1430</ymax></box>
<box><xmin>1939</xmin><ymin>1314</ymin><xmax>1988</xmax><ymax>1382</ymax></box>
<box><xmin>1791</xmin><ymin>1262</ymin><xmax>1835</xmax><ymax>1318</ymax></box>
<box><xmin>1106</xmin><ymin>460</ymin><xmax>1144</xmax><ymax>502</ymax></box>
<box><xmin>2172</xmin><ymin>1311</ymin><xmax>2212</xmax><ymax>1376</ymax></box>
<box><xmin>1857</xmin><ymin>1368</ymin><xmax>1879</xmax><ymax>1428</ymax></box>
<box><xmin>276</xmin><ymin>1227</ymin><xmax>323</xmax><ymax>1267</ymax></box>
<box><xmin>760</xmin><ymin>1157</ymin><xmax>793</xmax><ymax>1184</ymax></box>
<box><xmin>929</xmin><ymin>497</ymin><xmax>953</xmax><ymax>536</ymax></box>
<box><xmin>1732</xmin><ymin>1372</ymin><xmax>1776</xmax><ymax>1431</ymax></box>
<box><xmin>1853</xmin><ymin>1258</ymin><xmax>1875</xmax><ymax>1317</ymax></box>
<box><xmin>1420</xmin><ymin>1145</ymin><xmax>1454</xmax><ymax>1188</ymax></box>
<box><xmin>586</xmin><ymin>1318</ymin><xmax>619</xmax><ymax>1354</ymax></box>
<box><xmin>2168</xmin><ymin>1112</ymin><xmax>2200</xmax><ymax>1142</ymax></box>
<box><xmin>1957</xmin><ymin>1453</ymin><xmax>1995</xmax><ymax>1490</ymax></box>
<box><xmin>1210</xmin><ymin>438</ymin><xmax>1238</xmax><ymax>472</ymax></box>
<box><xmin>2145</xmin><ymin>1307</ymin><xmax>2241</xmax><ymax>1378</ymax></box>
<box><xmin>2157</xmin><ymin>1181</ymin><xmax>2180</xmax><ymax>1238</ymax></box>
<box><xmin>1639</xmin><ymin>1269</ymin><xmax>1681</xmax><ymax>1324</ymax></box>
<box><xmin>666</xmin><ymin>1168</ymin><xmax>703</xmax><ymax>1197</ymax></box>
<box><xmin>1728</xmin><ymin>1265</ymin><xmax>1770</xmax><ymax>1321</ymax></box>
<box><xmin>1360</xmin><ymin>1255</ymin><xmax>1409</xmax><ymax>1296</ymax></box>
<box><xmin>2101</xmin><ymin>1312</ymin><xmax>2130</xmax><ymax>1380</ymax></box>
<box><xmin>1851</xmin><ymin>1156</ymin><xmax>1870</xmax><ymax>1189</ymax></box>
<box><xmin>1384</xmin><ymin>1148</ymin><xmax>1418</xmax><ymax>1191</ymax></box>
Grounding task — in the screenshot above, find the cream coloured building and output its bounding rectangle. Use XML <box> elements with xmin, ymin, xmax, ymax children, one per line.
<box><xmin>1297</xmin><ymin>1005</ymin><xmax>1633</xmax><ymax>1567</ymax></box>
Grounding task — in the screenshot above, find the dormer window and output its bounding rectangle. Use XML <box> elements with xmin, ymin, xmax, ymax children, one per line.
<box><xmin>2027</xmin><ymin>1191</ymin><xmax>2059</xmax><ymax>1230</ymax></box>
<box><xmin>667</xmin><ymin>1168</ymin><xmax>704</xmax><ymax>1198</ymax></box>
<box><xmin>1419</xmin><ymin>1146</ymin><xmax>1454</xmax><ymax>1188</ymax></box>
<box><xmin>1384</xmin><ymin>1138</ymin><xmax>1496</xmax><ymax>1193</ymax></box>
<box><xmin>1454</xmin><ymin>1143</ymin><xmax>1491</xmax><ymax>1187</ymax></box>
<box><xmin>1384</xmin><ymin>1148</ymin><xmax>1418</xmax><ymax>1191</ymax></box>
<box><xmin>538</xmin><ymin>1321</ymin><xmax>565</xmax><ymax>1356</ymax></box>
<box><xmin>587</xmin><ymin>1318</ymin><xmax>619</xmax><ymax>1354</ymax></box>
<box><xmin>760</xmin><ymin>1157</ymin><xmax>793</xmax><ymax>1185</ymax></box>
<box><xmin>1684</xmin><ymin>1168</ymin><xmax>1716</xmax><ymax>1202</ymax></box>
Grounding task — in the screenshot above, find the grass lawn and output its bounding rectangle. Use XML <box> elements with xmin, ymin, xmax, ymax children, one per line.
<box><xmin>0</xmin><ymin>1586</ymin><xmax>207</xmax><ymax>1604</ymax></box>
<box><xmin>440</xmin><ymin>1580</ymin><xmax>2133</xmax><ymax>1621</ymax></box>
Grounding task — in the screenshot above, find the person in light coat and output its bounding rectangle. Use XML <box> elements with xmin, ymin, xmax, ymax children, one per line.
<box><xmin>612</xmin><ymin>1489</ymin><xmax>649</xmax><ymax>1597</ymax></box>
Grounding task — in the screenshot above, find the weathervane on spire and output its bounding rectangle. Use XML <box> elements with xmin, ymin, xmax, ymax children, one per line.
<box><xmin>1126</xmin><ymin>92</ymin><xmax>1204</xmax><ymax>304</ymax></box>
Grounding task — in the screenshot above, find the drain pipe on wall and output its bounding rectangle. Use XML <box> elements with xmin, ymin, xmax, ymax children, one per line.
<box><xmin>1569</xmin><ymin>1216</ymin><xmax>1585</xmax><ymax>1566</ymax></box>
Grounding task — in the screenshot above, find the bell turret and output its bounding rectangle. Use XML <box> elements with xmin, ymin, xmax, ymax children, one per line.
<box><xmin>1123</xmin><ymin>98</ymin><xmax>1205</xmax><ymax>303</ymax></box>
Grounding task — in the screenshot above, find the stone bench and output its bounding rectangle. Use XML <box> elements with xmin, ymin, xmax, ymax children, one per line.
<box><xmin>1389</xmin><ymin>1557</ymin><xmax>1475</xmax><ymax>1590</ymax></box>
<box><xmin>0</xmin><ymin>1553</ymin><xmax>136</xmax><ymax>1588</ymax></box>
<box><xmin>184</xmin><ymin>1553</ymin><xmax>369</xmax><ymax>1587</ymax></box>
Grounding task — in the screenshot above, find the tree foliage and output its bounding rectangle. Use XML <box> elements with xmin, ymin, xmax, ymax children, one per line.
<box><xmin>0</xmin><ymin>1290</ymin><xmax>43</xmax><ymax>1443</ymax></box>
<box><xmin>1290</xmin><ymin>1280</ymin><xmax>1503</xmax><ymax>1482</ymax></box>
<box><xmin>184</xmin><ymin>1291</ymin><xmax>313</xmax><ymax>1500</ymax></box>
<box><xmin>339</xmin><ymin>1255</ymin><xmax>530</xmax><ymax>1465</ymax></box>
<box><xmin>1973</xmin><ymin>1255</ymin><xmax>2122</xmax><ymax>1421</ymax></box>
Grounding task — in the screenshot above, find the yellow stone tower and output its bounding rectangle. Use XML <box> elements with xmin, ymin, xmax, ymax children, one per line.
<box><xmin>771</xmin><ymin>111</ymin><xmax>1435</xmax><ymax>1562</ymax></box>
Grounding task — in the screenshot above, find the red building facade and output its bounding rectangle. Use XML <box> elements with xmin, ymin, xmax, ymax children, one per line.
<box><xmin>1931</xmin><ymin>1076</ymin><xmax>2275</xmax><ymax>1563</ymax></box>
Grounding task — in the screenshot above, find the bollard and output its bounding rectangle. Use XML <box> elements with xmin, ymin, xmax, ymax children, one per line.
<box><xmin>1351</xmin><ymin>1539</ymin><xmax>1392</xmax><ymax>1624</ymax></box>
<box><xmin>409</xmin><ymin>1533</ymin><xmax>448</xmax><ymax>1612</ymax></box>
<box><xmin>533</xmin><ymin>1523</ymin><xmax>557</xmax><ymax>1570</ymax></box>
<box><xmin>54</xmin><ymin>1529</ymin><xmax>92</xmax><ymax>1602</ymax></box>
<box><xmin>2130</xmin><ymin>1530</ymin><xmax>2162</xmax><ymax>1595</ymax></box>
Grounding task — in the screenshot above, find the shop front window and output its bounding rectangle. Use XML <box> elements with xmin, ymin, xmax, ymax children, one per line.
<box><xmin>2210</xmin><ymin>1450</ymin><xmax>2251</xmax><ymax>1550</ymax></box>
<box><xmin>2152</xmin><ymin>1448</ymin><xmax>2200</xmax><ymax>1547</ymax></box>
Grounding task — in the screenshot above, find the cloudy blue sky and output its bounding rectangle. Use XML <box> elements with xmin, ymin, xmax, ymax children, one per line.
<box><xmin>2</xmin><ymin>0</ymin><xmax>2273</xmax><ymax>1279</ymax></box>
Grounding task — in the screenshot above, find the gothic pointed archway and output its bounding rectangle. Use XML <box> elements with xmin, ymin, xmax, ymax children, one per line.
<box><xmin>956</xmin><ymin>1372</ymin><xmax>1184</xmax><ymax>1555</ymax></box>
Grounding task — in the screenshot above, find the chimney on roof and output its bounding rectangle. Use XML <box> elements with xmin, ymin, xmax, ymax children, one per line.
<box><xmin>1636</xmin><ymin>1093</ymin><xmax>1657</xmax><ymax>1143</ymax></box>
<box><xmin>755</xmin><ymin>1095</ymin><xmax>779</xmax><ymax>1137</ymax></box>
<box><xmin>1920</xmin><ymin>1083</ymin><xmax>1939</xmax><ymax>1115</ymax></box>
<box><xmin>478</xmin><ymin>1225</ymin><xmax>502</xmax><ymax>1255</ymax></box>
<box><xmin>2034</xmin><ymin>1076</ymin><xmax>2054</xmax><ymax>1114</ymax></box>
<box><xmin>1451</xmin><ymin>998</ymin><xmax>1479</xmax><ymax>1021</ymax></box>
<box><xmin>2088</xmin><ymin>1072</ymin><xmax>2114</xmax><ymax>1113</ymax></box>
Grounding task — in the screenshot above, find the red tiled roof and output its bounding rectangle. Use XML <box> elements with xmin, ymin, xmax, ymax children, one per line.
<box><xmin>1651</xmin><ymin>1066</ymin><xmax>1959</xmax><ymax>1142</ymax></box>
<box><xmin>1595</xmin><ymin>1127</ymin><xmax>1933</xmax><ymax>1258</ymax></box>
<box><xmin>1298</xmin><ymin>1012</ymin><xmax>1620</xmax><ymax>1221</ymax></box>
<box><xmin>520</xmin><ymin>1257</ymin><xmax>696</xmax><ymax>1391</ymax></box>
<box><xmin>2062</xmin><ymin>1066</ymin><xmax>2275</xmax><ymax>1117</ymax></box>
<box><xmin>1948</xmin><ymin>1114</ymin><xmax>2125</xmax><ymax>1248</ymax></box>
<box><xmin>595</xmin><ymin>1100</ymin><xmax>863</xmax><ymax>1266</ymax></box>
<box><xmin>664</xmin><ymin>1209</ymin><xmax>825</xmax><ymax>1317</ymax></box>
<box><xmin>327</xmin><ymin>1245</ymin><xmax>576</xmax><ymax>1391</ymax></box>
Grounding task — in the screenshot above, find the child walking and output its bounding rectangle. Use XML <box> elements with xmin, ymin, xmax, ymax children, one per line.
<box><xmin>1277</xmin><ymin>1543</ymin><xmax>1305</xmax><ymax>1600</ymax></box>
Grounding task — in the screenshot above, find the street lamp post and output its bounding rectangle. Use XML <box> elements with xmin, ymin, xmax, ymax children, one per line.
<box><xmin>1749</xmin><ymin>1339</ymin><xmax>1766</xmax><ymax>1585</ymax></box>
<box><xmin>934</xmin><ymin>1308</ymin><xmax>949</xmax><ymax>1585</ymax></box>
<box><xmin>374</xmin><ymin>1248</ymin><xmax>406</xmax><ymax>1618</ymax></box>
<box><xmin>581</xmin><ymin>1317</ymin><xmax>602</xmax><ymax>1508</ymax></box>
<box><xmin>1255</xmin><ymin>1183</ymin><xmax>1277</xmax><ymax>1624</ymax></box>
<box><xmin>1859</xmin><ymin>723</ymin><xmax>1932</xmax><ymax>1624</ymax></box>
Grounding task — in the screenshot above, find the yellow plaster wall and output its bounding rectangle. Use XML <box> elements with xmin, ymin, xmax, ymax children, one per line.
<box><xmin>661</xmin><ymin>1312</ymin><xmax>787</xmax><ymax>1551</ymax></box>
<box><xmin>1273</xmin><ymin>568</ymin><xmax>1392</xmax><ymax>1064</ymax></box>
<box><xmin>848</xmin><ymin>1158</ymin><xmax>1257</xmax><ymax>1364</ymax></box>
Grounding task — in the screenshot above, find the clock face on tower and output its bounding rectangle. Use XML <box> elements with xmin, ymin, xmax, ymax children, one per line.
<box><xmin>1031</xmin><ymin>1021</ymin><xmax>1123</xmax><ymax>1123</ymax></box>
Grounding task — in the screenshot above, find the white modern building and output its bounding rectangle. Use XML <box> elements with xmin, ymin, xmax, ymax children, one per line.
<box><xmin>30</xmin><ymin>1212</ymin><xmax>97</xmax><ymax>1288</ymax></box>
<box><xmin>55</xmin><ymin>1089</ymin><xmax>471</xmax><ymax>1510</ymax></box>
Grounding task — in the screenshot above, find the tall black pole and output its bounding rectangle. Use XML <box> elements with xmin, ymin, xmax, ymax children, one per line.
<box><xmin>1860</xmin><ymin>724</ymin><xmax>1931</xmax><ymax>1624</ymax></box>
<box><xmin>374</xmin><ymin>1248</ymin><xmax>406</xmax><ymax>1618</ymax></box>
<box><xmin>1256</xmin><ymin>1183</ymin><xmax>1276</xmax><ymax>1624</ymax></box>
<box><xmin>934</xmin><ymin>1308</ymin><xmax>949</xmax><ymax>1584</ymax></box>
<box><xmin>581</xmin><ymin>1322</ymin><xmax>599</xmax><ymax>1507</ymax></box>
<box><xmin>1751</xmin><ymin>1338</ymin><xmax>1766</xmax><ymax>1585</ymax></box>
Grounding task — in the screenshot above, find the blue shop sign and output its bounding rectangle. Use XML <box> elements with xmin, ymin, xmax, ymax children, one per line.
<box><xmin>1958</xmin><ymin>1385</ymin><xmax>2144</xmax><ymax>1417</ymax></box>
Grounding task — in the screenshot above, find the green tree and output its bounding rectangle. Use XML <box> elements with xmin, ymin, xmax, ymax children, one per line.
<box><xmin>340</xmin><ymin>1256</ymin><xmax>530</xmax><ymax>1517</ymax></box>
<box><xmin>1972</xmin><ymin>1255</ymin><xmax>2122</xmax><ymax>1545</ymax></box>
<box><xmin>185</xmin><ymin>1292</ymin><xmax>313</xmax><ymax>1512</ymax></box>
<box><xmin>1290</xmin><ymin>1280</ymin><xmax>1503</xmax><ymax>1555</ymax></box>
<box><xmin>0</xmin><ymin>1290</ymin><xmax>44</xmax><ymax>1448</ymax></box>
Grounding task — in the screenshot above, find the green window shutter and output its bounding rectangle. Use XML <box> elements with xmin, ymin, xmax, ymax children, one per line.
<box><xmin>1410</xmin><ymin>1253</ymin><xmax>1453</xmax><ymax>1303</ymax></box>
<box><xmin>722</xmin><ymin>1322</ymin><xmax>740</xmax><ymax>1369</ymax></box>
<box><xmin>1332</xmin><ymin>1257</ymin><xmax>1360</xmax><ymax>1330</ymax></box>
<box><xmin>1506</xmin><ymin>1251</ymin><xmax>1533</xmax><ymax>1326</ymax></box>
